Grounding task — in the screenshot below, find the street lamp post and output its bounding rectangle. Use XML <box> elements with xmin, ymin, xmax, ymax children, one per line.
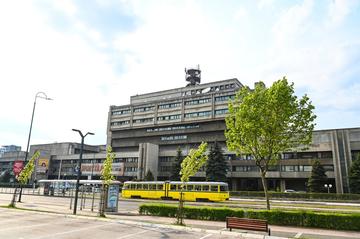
<box><xmin>324</xmin><ymin>184</ymin><xmax>332</xmax><ymax>193</ymax></box>
<box><xmin>18</xmin><ymin>92</ymin><xmax>52</xmax><ymax>202</ymax></box>
<box><xmin>72</xmin><ymin>129</ymin><xmax>94</xmax><ymax>215</ymax></box>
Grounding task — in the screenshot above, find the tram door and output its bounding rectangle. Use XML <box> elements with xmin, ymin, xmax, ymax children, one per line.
<box><xmin>164</xmin><ymin>181</ymin><xmax>170</xmax><ymax>198</ymax></box>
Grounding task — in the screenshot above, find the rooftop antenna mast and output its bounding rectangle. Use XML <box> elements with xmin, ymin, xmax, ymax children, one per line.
<box><xmin>185</xmin><ymin>65</ymin><xmax>201</xmax><ymax>86</ymax></box>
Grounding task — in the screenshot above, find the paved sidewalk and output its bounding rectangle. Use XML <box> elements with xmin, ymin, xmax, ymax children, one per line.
<box><xmin>1</xmin><ymin>193</ymin><xmax>360</xmax><ymax>239</ymax></box>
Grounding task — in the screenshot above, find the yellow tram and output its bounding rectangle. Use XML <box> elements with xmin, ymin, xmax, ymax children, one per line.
<box><xmin>121</xmin><ymin>181</ymin><xmax>229</xmax><ymax>202</ymax></box>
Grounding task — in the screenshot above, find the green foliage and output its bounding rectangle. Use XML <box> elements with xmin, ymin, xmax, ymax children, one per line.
<box><xmin>225</xmin><ymin>78</ymin><xmax>316</xmax><ymax>209</ymax></box>
<box><xmin>180</xmin><ymin>142</ymin><xmax>208</xmax><ymax>183</ymax></box>
<box><xmin>170</xmin><ymin>147</ymin><xmax>183</xmax><ymax>181</ymax></box>
<box><xmin>230</xmin><ymin>191</ymin><xmax>360</xmax><ymax>200</ymax></box>
<box><xmin>349</xmin><ymin>153</ymin><xmax>360</xmax><ymax>193</ymax></box>
<box><xmin>144</xmin><ymin>170</ymin><xmax>154</xmax><ymax>181</ymax></box>
<box><xmin>17</xmin><ymin>151</ymin><xmax>40</xmax><ymax>185</ymax></box>
<box><xmin>101</xmin><ymin>146</ymin><xmax>115</xmax><ymax>186</ymax></box>
<box><xmin>206</xmin><ymin>142</ymin><xmax>228</xmax><ymax>182</ymax></box>
<box><xmin>139</xmin><ymin>204</ymin><xmax>360</xmax><ymax>231</ymax></box>
<box><xmin>307</xmin><ymin>160</ymin><xmax>328</xmax><ymax>192</ymax></box>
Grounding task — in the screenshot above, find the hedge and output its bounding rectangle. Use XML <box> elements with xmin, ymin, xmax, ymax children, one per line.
<box><xmin>231</xmin><ymin>191</ymin><xmax>360</xmax><ymax>201</ymax></box>
<box><xmin>139</xmin><ymin>204</ymin><xmax>360</xmax><ymax>231</ymax></box>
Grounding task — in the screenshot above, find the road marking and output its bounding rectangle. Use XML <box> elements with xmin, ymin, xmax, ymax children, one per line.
<box><xmin>31</xmin><ymin>222</ymin><xmax>116</xmax><ymax>239</ymax></box>
<box><xmin>199</xmin><ymin>234</ymin><xmax>213</xmax><ymax>239</ymax></box>
<box><xmin>117</xmin><ymin>230</ymin><xmax>149</xmax><ymax>239</ymax></box>
<box><xmin>294</xmin><ymin>232</ymin><xmax>303</xmax><ymax>238</ymax></box>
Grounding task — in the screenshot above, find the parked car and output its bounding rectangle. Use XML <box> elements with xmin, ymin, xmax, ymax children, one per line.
<box><xmin>284</xmin><ymin>189</ymin><xmax>296</xmax><ymax>193</ymax></box>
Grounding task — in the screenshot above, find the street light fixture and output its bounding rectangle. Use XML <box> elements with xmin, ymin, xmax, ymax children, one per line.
<box><xmin>18</xmin><ymin>92</ymin><xmax>52</xmax><ymax>202</ymax></box>
<box><xmin>324</xmin><ymin>184</ymin><xmax>332</xmax><ymax>194</ymax></box>
<box><xmin>72</xmin><ymin>129</ymin><xmax>94</xmax><ymax>215</ymax></box>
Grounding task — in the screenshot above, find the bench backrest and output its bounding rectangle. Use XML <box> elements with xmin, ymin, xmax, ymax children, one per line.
<box><xmin>226</xmin><ymin>217</ymin><xmax>268</xmax><ymax>231</ymax></box>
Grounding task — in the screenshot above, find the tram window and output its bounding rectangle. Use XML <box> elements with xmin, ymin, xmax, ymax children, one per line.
<box><xmin>123</xmin><ymin>184</ymin><xmax>128</xmax><ymax>189</ymax></box>
<box><xmin>157</xmin><ymin>184</ymin><xmax>163</xmax><ymax>190</ymax></box>
<box><xmin>130</xmin><ymin>184</ymin><xmax>136</xmax><ymax>190</ymax></box>
<box><xmin>136</xmin><ymin>184</ymin><xmax>142</xmax><ymax>190</ymax></box>
<box><xmin>170</xmin><ymin>184</ymin><xmax>177</xmax><ymax>190</ymax></box>
<box><xmin>220</xmin><ymin>185</ymin><xmax>228</xmax><ymax>191</ymax></box>
<box><xmin>194</xmin><ymin>185</ymin><xmax>201</xmax><ymax>191</ymax></box>
<box><xmin>143</xmin><ymin>184</ymin><xmax>149</xmax><ymax>190</ymax></box>
<box><xmin>202</xmin><ymin>185</ymin><xmax>209</xmax><ymax>191</ymax></box>
<box><xmin>210</xmin><ymin>185</ymin><xmax>218</xmax><ymax>192</ymax></box>
<box><xmin>186</xmin><ymin>185</ymin><xmax>193</xmax><ymax>191</ymax></box>
<box><xmin>149</xmin><ymin>184</ymin><xmax>156</xmax><ymax>190</ymax></box>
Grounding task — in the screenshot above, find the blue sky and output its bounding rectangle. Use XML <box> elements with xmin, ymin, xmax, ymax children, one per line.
<box><xmin>0</xmin><ymin>0</ymin><xmax>359</xmax><ymax>150</ymax></box>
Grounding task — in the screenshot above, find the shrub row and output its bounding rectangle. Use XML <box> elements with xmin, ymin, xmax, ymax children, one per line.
<box><xmin>231</xmin><ymin>191</ymin><xmax>360</xmax><ymax>201</ymax></box>
<box><xmin>139</xmin><ymin>204</ymin><xmax>360</xmax><ymax>231</ymax></box>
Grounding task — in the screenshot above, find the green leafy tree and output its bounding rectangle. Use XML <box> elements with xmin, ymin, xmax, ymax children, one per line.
<box><xmin>17</xmin><ymin>150</ymin><xmax>40</xmax><ymax>185</ymax></box>
<box><xmin>176</xmin><ymin>142</ymin><xmax>208</xmax><ymax>225</ymax></box>
<box><xmin>349</xmin><ymin>153</ymin><xmax>360</xmax><ymax>193</ymax></box>
<box><xmin>99</xmin><ymin>146</ymin><xmax>115</xmax><ymax>217</ymax></box>
<box><xmin>10</xmin><ymin>151</ymin><xmax>40</xmax><ymax>207</ymax></box>
<box><xmin>307</xmin><ymin>160</ymin><xmax>328</xmax><ymax>192</ymax></box>
<box><xmin>144</xmin><ymin>170</ymin><xmax>154</xmax><ymax>181</ymax></box>
<box><xmin>206</xmin><ymin>142</ymin><xmax>228</xmax><ymax>182</ymax></box>
<box><xmin>170</xmin><ymin>147</ymin><xmax>183</xmax><ymax>181</ymax></box>
<box><xmin>225</xmin><ymin>78</ymin><xmax>316</xmax><ymax>210</ymax></box>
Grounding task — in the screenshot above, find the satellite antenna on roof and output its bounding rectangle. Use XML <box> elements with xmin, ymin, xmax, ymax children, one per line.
<box><xmin>185</xmin><ymin>65</ymin><xmax>201</xmax><ymax>86</ymax></box>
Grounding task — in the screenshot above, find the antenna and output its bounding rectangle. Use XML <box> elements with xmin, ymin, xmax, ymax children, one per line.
<box><xmin>185</xmin><ymin>65</ymin><xmax>201</xmax><ymax>86</ymax></box>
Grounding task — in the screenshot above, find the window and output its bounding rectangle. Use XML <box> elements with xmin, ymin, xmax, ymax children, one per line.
<box><xmin>184</xmin><ymin>111</ymin><xmax>211</xmax><ymax>118</ymax></box>
<box><xmin>125</xmin><ymin>167</ymin><xmax>137</xmax><ymax>172</ymax></box>
<box><xmin>232</xmin><ymin>166</ymin><xmax>258</xmax><ymax>172</ymax></box>
<box><xmin>123</xmin><ymin>157</ymin><xmax>138</xmax><ymax>163</ymax></box>
<box><xmin>214</xmin><ymin>95</ymin><xmax>235</xmax><ymax>102</ymax></box>
<box><xmin>133</xmin><ymin>106</ymin><xmax>154</xmax><ymax>113</ymax></box>
<box><xmin>159</xmin><ymin>166</ymin><xmax>171</xmax><ymax>172</ymax></box>
<box><xmin>214</xmin><ymin>109</ymin><xmax>228</xmax><ymax>115</ymax></box>
<box><xmin>111</xmin><ymin>120</ymin><xmax>130</xmax><ymax>126</ymax></box>
<box><xmin>112</xmin><ymin>109</ymin><xmax>131</xmax><ymax>115</ymax></box>
<box><xmin>157</xmin><ymin>114</ymin><xmax>181</xmax><ymax>121</ymax></box>
<box><xmin>133</xmin><ymin>118</ymin><xmax>154</xmax><ymax>124</ymax></box>
<box><xmin>158</xmin><ymin>102</ymin><xmax>181</xmax><ymax>109</ymax></box>
<box><xmin>210</xmin><ymin>185</ymin><xmax>218</xmax><ymax>192</ymax></box>
<box><xmin>185</xmin><ymin>98</ymin><xmax>211</xmax><ymax>105</ymax></box>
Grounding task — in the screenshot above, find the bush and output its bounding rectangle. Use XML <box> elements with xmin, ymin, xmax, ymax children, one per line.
<box><xmin>230</xmin><ymin>191</ymin><xmax>360</xmax><ymax>201</ymax></box>
<box><xmin>139</xmin><ymin>204</ymin><xmax>360</xmax><ymax>231</ymax></box>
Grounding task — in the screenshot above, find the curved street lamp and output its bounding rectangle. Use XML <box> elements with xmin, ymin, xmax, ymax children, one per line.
<box><xmin>18</xmin><ymin>92</ymin><xmax>53</xmax><ymax>202</ymax></box>
<box><xmin>72</xmin><ymin>129</ymin><xmax>94</xmax><ymax>215</ymax></box>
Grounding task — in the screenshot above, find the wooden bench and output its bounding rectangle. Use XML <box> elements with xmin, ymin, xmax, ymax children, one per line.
<box><xmin>226</xmin><ymin>217</ymin><xmax>271</xmax><ymax>235</ymax></box>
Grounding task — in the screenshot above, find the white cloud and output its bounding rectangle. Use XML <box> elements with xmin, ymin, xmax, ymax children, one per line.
<box><xmin>327</xmin><ymin>0</ymin><xmax>353</xmax><ymax>27</ymax></box>
<box><xmin>0</xmin><ymin>1</ymin><xmax>120</xmax><ymax>148</ymax></box>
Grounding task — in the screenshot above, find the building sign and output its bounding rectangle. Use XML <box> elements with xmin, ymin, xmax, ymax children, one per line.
<box><xmin>13</xmin><ymin>161</ymin><xmax>24</xmax><ymax>176</ymax></box>
<box><xmin>80</xmin><ymin>163</ymin><xmax>124</xmax><ymax>176</ymax></box>
<box><xmin>106</xmin><ymin>184</ymin><xmax>119</xmax><ymax>212</ymax></box>
<box><xmin>37</xmin><ymin>158</ymin><xmax>49</xmax><ymax>173</ymax></box>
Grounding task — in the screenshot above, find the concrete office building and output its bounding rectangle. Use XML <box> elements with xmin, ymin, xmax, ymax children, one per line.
<box><xmin>4</xmin><ymin>69</ymin><xmax>359</xmax><ymax>194</ymax></box>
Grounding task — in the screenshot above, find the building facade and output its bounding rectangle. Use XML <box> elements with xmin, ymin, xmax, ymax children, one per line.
<box><xmin>2</xmin><ymin>78</ymin><xmax>359</xmax><ymax>194</ymax></box>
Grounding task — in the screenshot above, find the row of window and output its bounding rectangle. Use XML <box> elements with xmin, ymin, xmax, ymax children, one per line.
<box><xmin>112</xmin><ymin>94</ymin><xmax>236</xmax><ymax>116</ymax></box>
<box><xmin>112</xmin><ymin>109</ymin><xmax>131</xmax><ymax>115</ymax></box>
<box><xmin>133</xmin><ymin>118</ymin><xmax>154</xmax><ymax>124</ymax></box>
<box><xmin>215</xmin><ymin>95</ymin><xmax>235</xmax><ymax>102</ymax></box>
<box><xmin>185</xmin><ymin>98</ymin><xmax>211</xmax><ymax>105</ymax></box>
<box><xmin>232</xmin><ymin>165</ymin><xmax>334</xmax><ymax>172</ymax></box>
<box><xmin>226</xmin><ymin>152</ymin><xmax>334</xmax><ymax>161</ymax></box>
<box><xmin>125</xmin><ymin>167</ymin><xmax>137</xmax><ymax>172</ymax></box>
<box><xmin>157</xmin><ymin>114</ymin><xmax>181</xmax><ymax>121</ymax></box>
<box><xmin>184</xmin><ymin>111</ymin><xmax>211</xmax><ymax>118</ymax></box>
<box><xmin>111</xmin><ymin>120</ymin><xmax>130</xmax><ymax>126</ymax></box>
<box><xmin>161</xmin><ymin>135</ymin><xmax>187</xmax><ymax>141</ymax></box>
<box><xmin>158</xmin><ymin>102</ymin><xmax>181</xmax><ymax>109</ymax></box>
<box><xmin>134</xmin><ymin>106</ymin><xmax>155</xmax><ymax>113</ymax></box>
